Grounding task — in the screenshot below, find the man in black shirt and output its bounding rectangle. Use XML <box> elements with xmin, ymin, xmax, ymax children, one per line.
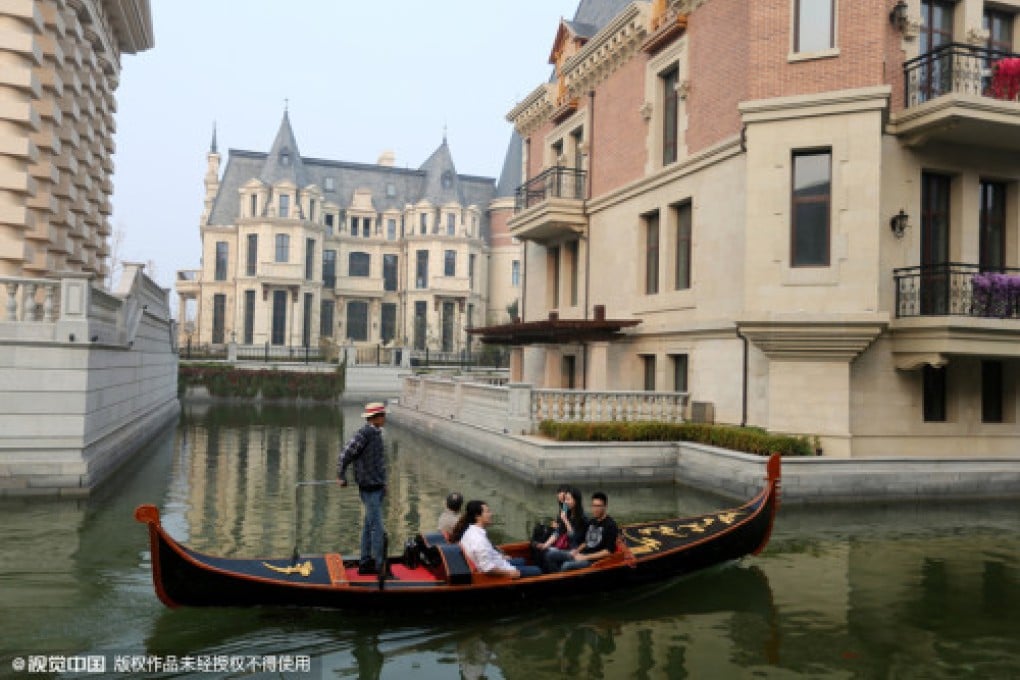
<box><xmin>547</xmin><ymin>491</ymin><xmax>618</xmax><ymax>572</ymax></box>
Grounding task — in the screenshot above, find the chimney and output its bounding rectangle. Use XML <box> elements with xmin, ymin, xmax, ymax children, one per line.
<box><xmin>377</xmin><ymin>150</ymin><xmax>396</xmax><ymax>167</ymax></box>
<box><xmin>593</xmin><ymin>304</ymin><xmax>606</xmax><ymax>321</ymax></box>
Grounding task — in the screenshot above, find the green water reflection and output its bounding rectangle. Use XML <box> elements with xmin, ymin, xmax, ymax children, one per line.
<box><xmin>0</xmin><ymin>403</ymin><xmax>1017</xmax><ymax>679</ymax></box>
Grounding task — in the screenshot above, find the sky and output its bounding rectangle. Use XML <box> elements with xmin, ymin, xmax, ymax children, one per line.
<box><xmin>110</xmin><ymin>0</ymin><xmax>580</xmax><ymax>296</ymax></box>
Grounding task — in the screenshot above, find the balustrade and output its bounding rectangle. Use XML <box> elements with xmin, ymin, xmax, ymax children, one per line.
<box><xmin>2</xmin><ymin>277</ymin><xmax>61</xmax><ymax>323</ymax></box>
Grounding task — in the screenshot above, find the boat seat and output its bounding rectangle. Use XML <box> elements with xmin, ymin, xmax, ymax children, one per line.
<box><xmin>437</xmin><ymin>543</ymin><xmax>472</xmax><ymax>585</ymax></box>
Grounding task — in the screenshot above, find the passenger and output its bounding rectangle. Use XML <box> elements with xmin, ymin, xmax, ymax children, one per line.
<box><xmin>545</xmin><ymin>492</ymin><xmax>619</xmax><ymax>572</ymax></box>
<box><xmin>452</xmin><ymin>500</ymin><xmax>542</xmax><ymax>579</ymax></box>
<box><xmin>533</xmin><ymin>486</ymin><xmax>586</xmax><ymax>571</ymax></box>
<box><xmin>437</xmin><ymin>492</ymin><xmax>463</xmax><ymax>538</ymax></box>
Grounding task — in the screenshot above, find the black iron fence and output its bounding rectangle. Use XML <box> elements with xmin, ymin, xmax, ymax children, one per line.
<box><xmin>180</xmin><ymin>341</ymin><xmax>322</xmax><ymax>363</ymax></box>
<box><xmin>894</xmin><ymin>263</ymin><xmax>1020</xmax><ymax>318</ymax></box>
<box><xmin>409</xmin><ymin>348</ymin><xmax>509</xmax><ymax>369</ymax></box>
<box><xmin>904</xmin><ymin>43</ymin><xmax>1020</xmax><ymax>106</ymax></box>
<box><xmin>514</xmin><ymin>166</ymin><xmax>587</xmax><ymax>213</ymax></box>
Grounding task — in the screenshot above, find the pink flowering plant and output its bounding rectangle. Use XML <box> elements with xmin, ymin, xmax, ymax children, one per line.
<box><xmin>971</xmin><ymin>272</ymin><xmax>1020</xmax><ymax>317</ymax></box>
<box><xmin>989</xmin><ymin>58</ymin><xmax>1020</xmax><ymax>101</ymax></box>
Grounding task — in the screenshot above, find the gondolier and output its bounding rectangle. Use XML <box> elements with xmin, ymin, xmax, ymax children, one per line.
<box><xmin>338</xmin><ymin>401</ymin><xmax>388</xmax><ymax>574</ymax></box>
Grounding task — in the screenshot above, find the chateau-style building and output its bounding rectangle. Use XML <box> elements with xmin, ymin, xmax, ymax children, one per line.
<box><xmin>177</xmin><ymin>113</ymin><xmax>522</xmax><ymax>355</ymax></box>
<box><xmin>475</xmin><ymin>0</ymin><xmax>1020</xmax><ymax>457</ymax></box>
<box><xmin>0</xmin><ymin>0</ymin><xmax>153</xmax><ymax>278</ymax></box>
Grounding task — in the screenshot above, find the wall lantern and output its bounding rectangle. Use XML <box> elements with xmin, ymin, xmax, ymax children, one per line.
<box><xmin>889</xmin><ymin>0</ymin><xmax>909</xmax><ymax>32</ymax></box>
<box><xmin>890</xmin><ymin>209</ymin><xmax>909</xmax><ymax>238</ymax></box>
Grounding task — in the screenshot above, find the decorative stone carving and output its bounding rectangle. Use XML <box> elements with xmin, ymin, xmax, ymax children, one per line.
<box><xmin>639</xmin><ymin>102</ymin><xmax>653</xmax><ymax>120</ymax></box>
<box><xmin>676</xmin><ymin>80</ymin><xmax>690</xmax><ymax>100</ymax></box>
<box><xmin>966</xmin><ymin>27</ymin><xmax>989</xmax><ymax>46</ymax></box>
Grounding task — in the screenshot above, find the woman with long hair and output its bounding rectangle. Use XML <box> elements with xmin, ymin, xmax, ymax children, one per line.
<box><xmin>533</xmin><ymin>486</ymin><xmax>587</xmax><ymax>570</ymax></box>
<box><xmin>450</xmin><ymin>500</ymin><xmax>485</xmax><ymax>544</ymax></box>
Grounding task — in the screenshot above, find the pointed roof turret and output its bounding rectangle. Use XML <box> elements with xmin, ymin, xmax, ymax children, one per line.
<box><xmin>418</xmin><ymin>137</ymin><xmax>463</xmax><ymax>205</ymax></box>
<box><xmin>210</xmin><ymin>121</ymin><xmax>218</xmax><ymax>154</ymax></box>
<box><xmin>495</xmin><ymin>131</ymin><xmax>524</xmax><ymax>198</ymax></box>
<box><xmin>260</xmin><ymin>109</ymin><xmax>307</xmax><ymax>187</ymax></box>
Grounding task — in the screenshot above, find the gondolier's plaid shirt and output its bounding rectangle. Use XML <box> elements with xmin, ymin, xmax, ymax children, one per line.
<box><xmin>337</xmin><ymin>423</ymin><xmax>386</xmax><ymax>489</ymax></box>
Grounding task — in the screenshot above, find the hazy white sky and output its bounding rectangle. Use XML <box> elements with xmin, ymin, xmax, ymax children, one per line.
<box><xmin>111</xmin><ymin>0</ymin><xmax>579</xmax><ymax>293</ymax></box>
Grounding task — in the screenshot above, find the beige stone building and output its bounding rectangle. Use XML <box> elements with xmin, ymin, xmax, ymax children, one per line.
<box><xmin>476</xmin><ymin>0</ymin><xmax>1020</xmax><ymax>457</ymax></box>
<box><xmin>0</xmin><ymin>0</ymin><xmax>152</xmax><ymax>278</ymax></box>
<box><xmin>177</xmin><ymin>113</ymin><xmax>521</xmax><ymax>357</ymax></box>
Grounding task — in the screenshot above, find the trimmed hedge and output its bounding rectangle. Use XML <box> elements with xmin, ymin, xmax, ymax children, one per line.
<box><xmin>537</xmin><ymin>420</ymin><xmax>816</xmax><ymax>457</ymax></box>
<box><xmin>178</xmin><ymin>364</ymin><xmax>345</xmax><ymax>401</ymax></box>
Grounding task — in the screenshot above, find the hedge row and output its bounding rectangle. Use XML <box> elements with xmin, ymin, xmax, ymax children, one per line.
<box><xmin>178</xmin><ymin>364</ymin><xmax>345</xmax><ymax>401</ymax></box>
<box><xmin>537</xmin><ymin>420</ymin><xmax>817</xmax><ymax>457</ymax></box>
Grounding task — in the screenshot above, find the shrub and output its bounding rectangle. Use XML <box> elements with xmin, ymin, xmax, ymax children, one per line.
<box><xmin>537</xmin><ymin>420</ymin><xmax>814</xmax><ymax>457</ymax></box>
<box><xmin>177</xmin><ymin>365</ymin><xmax>344</xmax><ymax>401</ymax></box>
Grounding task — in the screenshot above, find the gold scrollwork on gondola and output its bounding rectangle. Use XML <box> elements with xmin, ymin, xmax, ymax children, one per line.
<box><xmin>262</xmin><ymin>560</ymin><xmax>314</xmax><ymax>577</ymax></box>
<box><xmin>623</xmin><ymin>510</ymin><xmax>747</xmax><ymax>555</ymax></box>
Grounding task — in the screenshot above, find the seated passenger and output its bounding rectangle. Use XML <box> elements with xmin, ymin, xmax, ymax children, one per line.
<box><xmin>545</xmin><ymin>492</ymin><xmax>619</xmax><ymax>572</ymax></box>
<box><xmin>437</xmin><ymin>491</ymin><xmax>463</xmax><ymax>538</ymax></box>
<box><xmin>533</xmin><ymin>486</ymin><xmax>586</xmax><ymax>571</ymax></box>
<box><xmin>451</xmin><ymin>500</ymin><xmax>542</xmax><ymax>579</ymax></box>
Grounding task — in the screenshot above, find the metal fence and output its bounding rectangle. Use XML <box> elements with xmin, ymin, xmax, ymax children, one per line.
<box><xmin>408</xmin><ymin>348</ymin><xmax>509</xmax><ymax>369</ymax></box>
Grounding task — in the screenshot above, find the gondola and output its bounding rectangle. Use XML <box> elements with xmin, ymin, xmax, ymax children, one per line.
<box><xmin>135</xmin><ymin>453</ymin><xmax>781</xmax><ymax>611</ymax></box>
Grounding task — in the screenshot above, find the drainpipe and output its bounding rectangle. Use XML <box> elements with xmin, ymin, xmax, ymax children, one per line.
<box><xmin>735</xmin><ymin>326</ymin><xmax>748</xmax><ymax>427</ymax></box>
<box><xmin>582</xmin><ymin>90</ymin><xmax>595</xmax><ymax>390</ymax></box>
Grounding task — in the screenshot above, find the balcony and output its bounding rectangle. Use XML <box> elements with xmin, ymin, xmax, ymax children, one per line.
<box><xmin>891</xmin><ymin>45</ymin><xmax>1020</xmax><ymax>150</ymax></box>
<box><xmin>508</xmin><ymin>166</ymin><xmax>587</xmax><ymax>244</ymax></box>
<box><xmin>891</xmin><ymin>263</ymin><xmax>1020</xmax><ymax>367</ymax></box>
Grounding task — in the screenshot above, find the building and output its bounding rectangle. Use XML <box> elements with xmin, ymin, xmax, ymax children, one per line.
<box><xmin>1</xmin><ymin>1</ymin><xmax>180</xmax><ymax>497</ymax></box>
<box><xmin>177</xmin><ymin>112</ymin><xmax>522</xmax><ymax>357</ymax></box>
<box><xmin>474</xmin><ymin>0</ymin><xmax>1020</xmax><ymax>457</ymax></box>
<box><xmin>0</xmin><ymin>0</ymin><xmax>152</xmax><ymax>278</ymax></box>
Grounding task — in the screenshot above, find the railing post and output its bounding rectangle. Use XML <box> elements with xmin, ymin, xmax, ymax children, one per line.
<box><xmin>507</xmin><ymin>383</ymin><xmax>533</xmax><ymax>435</ymax></box>
<box><xmin>377</xmin><ymin>344</ymin><xmax>381</xmax><ymax>366</ymax></box>
<box><xmin>265</xmin><ymin>341</ymin><xmax>269</xmax><ymax>363</ymax></box>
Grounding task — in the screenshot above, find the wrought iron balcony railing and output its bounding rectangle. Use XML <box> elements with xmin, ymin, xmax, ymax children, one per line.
<box><xmin>514</xmin><ymin>166</ymin><xmax>587</xmax><ymax>213</ymax></box>
<box><xmin>894</xmin><ymin>263</ymin><xmax>1020</xmax><ymax>318</ymax></box>
<box><xmin>904</xmin><ymin>43</ymin><xmax>1020</xmax><ymax>107</ymax></box>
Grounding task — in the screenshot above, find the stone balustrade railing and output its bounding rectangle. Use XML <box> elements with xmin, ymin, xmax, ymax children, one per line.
<box><xmin>533</xmin><ymin>389</ymin><xmax>689</xmax><ymax>423</ymax></box>
<box><xmin>3</xmin><ymin>277</ymin><xmax>62</xmax><ymax>322</ymax></box>
<box><xmin>400</xmin><ymin>375</ymin><xmax>688</xmax><ymax>434</ymax></box>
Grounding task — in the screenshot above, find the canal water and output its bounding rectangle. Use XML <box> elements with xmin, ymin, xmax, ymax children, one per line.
<box><xmin>1</xmin><ymin>403</ymin><xmax>1018</xmax><ymax>679</ymax></box>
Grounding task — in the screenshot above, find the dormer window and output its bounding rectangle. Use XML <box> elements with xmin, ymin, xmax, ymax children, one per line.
<box><xmin>279</xmin><ymin>194</ymin><xmax>290</xmax><ymax>218</ymax></box>
<box><xmin>250</xmin><ymin>194</ymin><xmax>258</xmax><ymax>218</ymax></box>
<box><xmin>324</xmin><ymin>176</ymin><xmax>335</xmax><ymax>192</ymax></box>
<box><xmin>386</xmin><ymin>183</ymin><xmax>396</xmax><ymax>197</ymax></box>
<box><xmin>441</xmin><ymin>171</ymin><xmax>453</xmax><ymax>189</ymax></box>
<box><xmin>280</xmin><ymin>149</ymin><xmax>291</xmax><ymax>166</ymax></box>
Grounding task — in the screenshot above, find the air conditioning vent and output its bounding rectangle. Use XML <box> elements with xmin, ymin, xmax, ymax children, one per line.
<box><xmin>688</xmin><ymin>401</ymin><xmax>715</xmax><ymax>424</ymax></box>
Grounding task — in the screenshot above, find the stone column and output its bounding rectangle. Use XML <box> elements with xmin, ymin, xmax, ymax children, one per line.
<box><xmin>509</xmin><ymin>346</ymin><xmax>524</xmax><ymax>382</ymax></box>
<box><xmin>587</xmin><ymin>341</ymin><xmax>610</xmax><ymax>390</ymax></box>
<box><xmin>543</xmin><ymin>344</ymin><xmax>562</xmax><ymax>388</ymax></box>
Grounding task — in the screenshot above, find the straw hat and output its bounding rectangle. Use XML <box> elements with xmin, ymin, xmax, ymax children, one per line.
<box><xmin>361</xmin><ymin>402</ymin><xmax>386</xmax><ymax>419</ymax></box>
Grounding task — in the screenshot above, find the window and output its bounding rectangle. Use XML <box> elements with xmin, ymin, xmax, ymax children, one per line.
<box><xmin>212</xmin><ymin>294</ymin><xmax>226</xmax><ymax>344</ymax></box>
<box><xmin>549</xmin><ymin>246</ymin><xmax>560</xmax><ymax>309</ymax></box>
<box><xmin>271</xmin><ymin>290</ymin><xmax>287</xmax><ymax>345</ymax></box>
<box><xmin>246</xmin><ymin>234</ymin><xmax>258</xmax><ymax>276</ymax></box>
<box><xmin>387</xmin><ymin>218</ymin><xmax>397</xmax><ymax>240</ymax></box>
<box><xmin>324</xmin><ymin>176</ymin><xmax>335</xmax><ymax>192</ymax></box>
<box><xmin>305</xmin><ymin>238</ymin><xmax>315</xmax><ymax>280</ymax></box>
<box><xmin>674</xmin><ymin>201</ymin><xmax>692</xmax><ymax>289</ymax></box>
<box><xmin>250</xmin><ymin>194</ymin><xmax>258</xmax><ymax>218</ymax></box>
<box><xmin>791</xmin><ymin>151</ymin><xmax>831</xmax><ymax>267</ymax></box>
<box><xmin>661</xmin><ymin>66</ymin><xmax>679</xmax><ymax>165</ymax></box>
<box><xmin>922</xmin><ymin>364</ymin><xmax>947</xmax><ymax>422</ymax></box>
<box><xmin>469</xmin><ymin>254</ymin><xmax>477</xmax><ymax>290</ymax></box>
<box><xmin>350</xmin><ymin>217</ymin><xmax>359</xmax><ymax>237</ymax></box>
<box><xmin>416</xmin><ymin>250</ymin><xmax>429</xmax><ymax>288</ymax></box>
<box><xmin>308</xmin><ymin>199</ymin><xmax>316</xmax><ymax>224</ymax></box>
<box><xmin>349</xmin><ymin>251</ymin><xmax>370</xmax><ymax>277</ymax></box>
<box><xmin>979</xmin><ymin>181</ymin><xmax>1007</xmax><ymax>272</ymax></box>
<box><xmin>670</xmin><ymin>353</ymin><xmax>689</xmax><ymax>392</ymax></box>
<box><xmin>381</xmin><ymin>303</ymin><xmax>397</xmax><ymax>344</ymax></box>
<box><xmin>511</xmin><ymin>260</ymin><xmax>521</xmax><ymax>287</ymax></box>
<box><xmin>413</xmin><ymin>300</ymin><xmax>427</xmax><ymax>349</ymax></box>
<box><xmin>243</xmin><ymin>290</ymin><xmax>255</xmax><ymax>344</ymax></box>
<box><xmin>320</xmin><ymin>300</ymin><xmax>334</xmax><ymax>338</ymax></box>
<box><xmin>982</xmin><ymin>361</ymin><xmax>1004</xmax><ymax>423</ymax></box>
<box><xmin>275</xmin><ymin>234</ymin><xmax>289</xmax><ymax>262</ymax></box>
<box><xmin>383</xmin><ymin>254</ymin><xmax>398</xmax><ymax>291</ymax></box>
<box><xmin>420</xmin><ymin>213</ymin><xmax>428</xmax><ymax>235</ymax></box>
<box><xmin>562</xmin><ymin>355</ymin><xmax>576</xmax><ymax>389</ymax></box>
<box><xmin>362</xmin><ymin>218</ymin><xmax>371</xmax><ymax>238</ymax></box>
<box><xmin>215</xmin><ymin>241</ymin><xmax>228</xmax><ymax>281</ymax></box>
<box><xmin>279</xmin><ymin>193</ymin><xmax>290</xmax><ymax>218</ymax></box>
<box><xmin>920</xmin><ymin>173</ymin><xmax>951</xmax><ymax>314</ymax></box>
<box><xmin>918</xmin><ymin>0</ymin><xmax>955</xmax><ymax>102</ymax></box>
<box><xmin>794</xmin><ymin>0</ymin><xmax>834</xmax><ymax>53</ymax></box>
<box><xmin>567</xmin><ymin>240</ymin><xmax>579</xmax><ymax>306</ymax></box>
<box><xmin>641</xmin><ymin>355</ymin><xmax>656</xmax><ymax>391</ymax></box>
<box><xmin>985</xmin><ymin>9</ymin><xmax>1013</xmax><ymax>53</ymax></box>
<box><xmin>346</xmin><ymin>301</ymin><xmax>368</xmax><ymax>341</ymax></box>
<box><xmin>441</xmin><ymin>301</ymin><xmax>455</xmax><ymax>352</ymax></box>
<box><xmin>302</xmin><ymin>293</ymin><xmax>313</xmax><ymax>347</ymax></box>
<box><xmin>444</xmin><ymin>250</ymin><xmax>456</xmax><ymax>277</ymax></box>
<box><xmin>645</xmin><ymin>212</ymin><xmax>660</xmax><ymax>294</ymax></box>
<box><xmin>447</xmin><ymin>213</ymin><xmax>456</xmax><ymax>235</ymax></box>
<box><xmin>322</xmin><ymin>249</ymin><xmax>336</xmax><ymax>288</ymax></box>
<box><xmin>325</xmin><ymin>213</ymin><xmax>334</xmax><ymax>236</ymax></box>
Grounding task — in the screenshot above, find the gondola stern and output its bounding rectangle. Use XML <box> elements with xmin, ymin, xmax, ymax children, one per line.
<box><xmin>750</xmin><ymin>453</ymin><xmax>782</xmax><ymax>556</ymax></box>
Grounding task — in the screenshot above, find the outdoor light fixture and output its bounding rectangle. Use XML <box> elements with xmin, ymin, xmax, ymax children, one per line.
<box><xmin>889</xmin><ymin>0</ymin><xmax>909</xmax><ymax>31</ymax></box>
<box><xmin>890</xmin><ymin>209</ymin><xmax>909</xmax><ymax>238</ymax></box>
